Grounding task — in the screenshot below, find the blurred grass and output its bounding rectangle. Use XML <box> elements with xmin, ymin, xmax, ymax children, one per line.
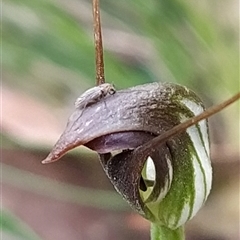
<box><xmin>1</xmin><ymin>209</ymin><xmax>41</xmax><ymax>240</ymax></box>
<box><xmin>4</xmin><ymin>0</ymin><xmax>238</xmax><ymax>103</ymax></box>
<box><xmin>2</xmin><ymin>0</ymin><xmax>239</xmax><ymax>239</ymax></box>
<box><xmin>3</xmin><ymin>163</ymin><xmax>128</xmax><ymax>211</ymax></box>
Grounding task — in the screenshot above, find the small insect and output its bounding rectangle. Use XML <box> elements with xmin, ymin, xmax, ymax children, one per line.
<box><xmin>75</xmin><ymin>83</ymin><xmax>116</xmax><ymax>109</ymax></box>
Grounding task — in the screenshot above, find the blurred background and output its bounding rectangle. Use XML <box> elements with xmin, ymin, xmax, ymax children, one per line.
<box><xmin>2</xmin><ymin>0</ymin><xmax>239</xmax><ymax>239</ymax></box>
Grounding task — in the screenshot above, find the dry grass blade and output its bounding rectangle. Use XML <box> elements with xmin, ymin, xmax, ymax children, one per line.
<box><xmin>93</xmin><ymin>0</ymin><xmax>105</xmax><ymax>85</ymax></box>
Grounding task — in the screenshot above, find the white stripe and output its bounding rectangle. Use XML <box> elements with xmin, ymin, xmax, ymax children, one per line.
<box><xmin>175</xmin><ymin>150</ymin><xmax>212</xmax><ymax>229</ymax></box>
<box><xmin>145</xmin><ymin>156</ymin><xmax>173</xmax><ymax>202</ymax></box>
<box><xmin>180</xmin><ymin>99</ymin><xmax>210</xmax><ymax>154</ymax></box>
<box><xmin>169</xmin><ymin>152</ymin><xmax>209</xmax><ymax>228</ymax></box>
<box><xmin>145</xmin><ymin>157</ymin><xmax>156</xmax><ymax>181</ymax></box>
<box><xmin>191</xmin><ymin>155</ymin><xmax>206</xmax><ymax>217</ymax></box>
<box><xmin>185</xmin><ymin>125</ymin><xmax>212</xmax><ymax>199</ymax></box>
<box><xmin>140</xmin><ymin>157</ymin><xmax>155</xmax><ymax>202</ymax></box>
<box><xmin>168</xmin><ymin>203</ymin><xmax>190</xmax><ymax>229</ymax></box>
<box><xmin>179</xmin><ymin>98</ymin><xmax>212</xmax><ymax>199</ymax></box>
<box><xmin>156</xmin><ymin>155</ymin><xmax>173</xmax><ymax>202</ymax></box>
<box><xmin>167</xmin><ymin>153</ymin><xmax>209</xmax><ymax>229</ymax></box>
<box><xmin>199</xmin><ymin>119</ymin><xmax>210</xmax><ymax>156</ymax></box>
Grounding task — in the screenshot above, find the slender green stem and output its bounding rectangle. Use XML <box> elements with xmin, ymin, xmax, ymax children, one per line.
<box><xmin>151</xmin><ymin>223</ymin><xmax>185</xmax><ymax>240</ymax></box>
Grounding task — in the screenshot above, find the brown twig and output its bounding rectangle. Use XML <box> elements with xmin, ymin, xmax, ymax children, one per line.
<box><xmin>140</xmin><ymin>92</ymin><xmax>240</xmax><ymax>153</ymax></box>
<box><xmin>93</xmin><ymin>0</ymin><xmax>105</xmax><ymax>85</ymax></box>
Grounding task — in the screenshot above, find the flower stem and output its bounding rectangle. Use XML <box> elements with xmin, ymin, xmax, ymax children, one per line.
<box><xmin>151</xmin><ymin>223</ymin><xmax>185</xmax><ymax>240</ymax></box>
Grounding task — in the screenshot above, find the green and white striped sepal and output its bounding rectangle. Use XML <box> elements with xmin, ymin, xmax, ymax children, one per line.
<box><xmin>140</xmin><ymin>91</ymin><xmax>212</xmax><ymax>229</ymax></box>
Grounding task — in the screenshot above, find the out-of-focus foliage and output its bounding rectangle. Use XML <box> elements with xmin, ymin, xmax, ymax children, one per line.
<box><xmin>1</xmin><ymin>209</ymin><xmax>41</xmax><ymax>240</ymax></box>
<box><xmin>4</xmin><ymin>0</ymin><xmax>238</xmax><ymax>98</ymax></box>
<box><xmin>2</xmin><ymin>0</ymin><xmax>239</xmax><ymax>239</ymax></box>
